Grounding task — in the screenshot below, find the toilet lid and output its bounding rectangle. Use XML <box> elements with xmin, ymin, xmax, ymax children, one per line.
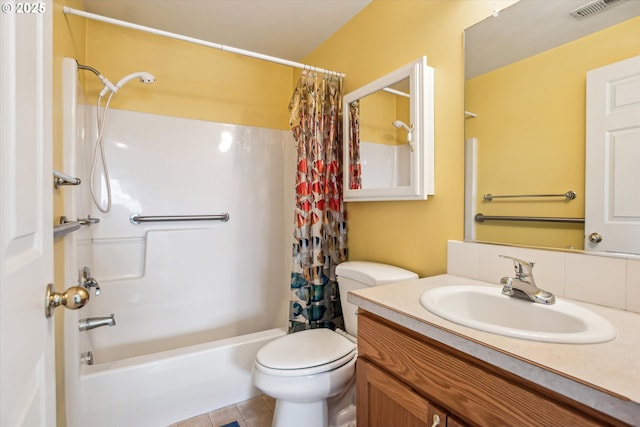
<box><xmin>256</xmin><ymin>329</ymin><xmax>356</xmax><ymax>373</ymax></box>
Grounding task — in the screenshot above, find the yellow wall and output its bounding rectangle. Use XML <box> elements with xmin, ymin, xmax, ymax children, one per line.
<box><xmin>81</xmin><ymin>21</ymin><xmax>294</xmax><ymax>129</ymax></box>
<box><xmin>359</xmin><ymin>90</ymin><xmax>404</xmax><ymax>145</ymax></box>
<box><xmin>52</xmin><ymin>2</ymin><xmax>86</xmax><ymax>425</ymax></box>
<box><xmin>466</xmin><ymin>17</ymin><xmax>640</xmax><ymax>249</ymax></box>
<box><xmin>359</xmin><ymin>90</ymin><xmax>410</xmax><ymax>145</ymax></box>
<box><xmin>304</xmin><ymin>0</ymin><xmax>516</xmax><ymax>277</ymax></box>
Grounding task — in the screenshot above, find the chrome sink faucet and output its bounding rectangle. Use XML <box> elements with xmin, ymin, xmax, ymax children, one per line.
<box><xmin>499</xmin><ymin>255</ymin><xmax>555</xmax><ymax>304</ymax></box>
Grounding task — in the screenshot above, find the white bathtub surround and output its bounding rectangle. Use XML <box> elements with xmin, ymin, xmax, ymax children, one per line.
<box><xmin>359</xmin><ymin>141</ymin><xmax>410</xmax><ymax>188</ymax></box>
<box><xmin>447</xmin><ymin>240</ymin><xmax>640</xmax><ymax>313</ymax></box>
<box><xmin>62</xmin><ymin>57</ymin><xmax>295</xmax><ymax>427</ymax></box>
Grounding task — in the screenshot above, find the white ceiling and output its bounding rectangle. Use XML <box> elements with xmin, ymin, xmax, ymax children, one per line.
<box><xmin>82</xmin><ymin>0</ymin><xmax>372</xmax><ymax>62</ymax></box>
<box><xmin>465</xmin><ymin>0</ymin><xmax>640</xmax><ymax>79</ymax></box>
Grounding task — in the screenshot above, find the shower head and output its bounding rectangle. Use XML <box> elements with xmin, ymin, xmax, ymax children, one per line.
<box><xmin>115</xmin><ymin>72</ymin><xmax>156</xmax><ymax>89</ymax></box>
<box><xmin>99</xmin><ymin>71</ymin><xmax>156</xmax><ymax>97</ymax></box>
<box><xmin>392</xmin><ymin>120</ymin><xmax>414</xmax><ymax>145</ymax></box>
<box><xmin>392</xmin><ymin>120</ymin><xmax>412</xmax><ymax>132</ymax></box>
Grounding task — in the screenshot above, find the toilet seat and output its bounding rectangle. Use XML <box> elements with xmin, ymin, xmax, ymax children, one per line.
<box><xmin>255</xmin><ymin>329</ymin><xmax>356</xmax><ymax>377</ymax></box>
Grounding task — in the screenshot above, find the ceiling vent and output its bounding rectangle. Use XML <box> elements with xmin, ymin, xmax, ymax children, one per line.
<box><xmin>570</xmin><ymin>0</ymin><xmax>628</xmax><ymax>20</ymax></box>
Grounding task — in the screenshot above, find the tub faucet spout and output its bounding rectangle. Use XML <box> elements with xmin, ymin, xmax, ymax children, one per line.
<box><xmin>79</xmin><ymin>314</ymin><xmax>116</xmax><ymax>331</ymax></box>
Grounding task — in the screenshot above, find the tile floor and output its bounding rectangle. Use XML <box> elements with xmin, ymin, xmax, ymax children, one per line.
<box><xmin>169</xmin><ymin>395</ymin><xmax>275</xmax><ymax>427</ymax></box>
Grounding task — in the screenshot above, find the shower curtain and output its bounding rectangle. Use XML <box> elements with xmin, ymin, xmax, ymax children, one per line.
<box><xmin>288</xmin><ymin>71</ymin><xmax>347</xmax><ymax>333</ymax></box>
<box><xmin>348</xmin><ymin>100</ymin><xmax>362</xmax><ymax>190</ymax></box>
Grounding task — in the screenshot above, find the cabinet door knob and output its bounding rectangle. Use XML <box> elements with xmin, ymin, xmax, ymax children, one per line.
<box><xmin>431</xmin><ymin>414</ymin><xmax>441</xmax><ymax>427</ymax></box>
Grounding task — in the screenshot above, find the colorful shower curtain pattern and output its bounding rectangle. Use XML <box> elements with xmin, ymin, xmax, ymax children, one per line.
<box><xmin>288</xmin><ymin>71</ymin><xmax>347</xmax><ymax>332</ymax></box>
<box><xmin>348</xmin><ymin>100</ymin><xmax>362</xmax><ymax>189</ymax></box>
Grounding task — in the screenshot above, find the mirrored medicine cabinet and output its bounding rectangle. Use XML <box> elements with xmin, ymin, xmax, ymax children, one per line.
<box><xmin>343</xmin><ymin>56</ymin><xmax>434</xmax><ymax>202</ymax></box>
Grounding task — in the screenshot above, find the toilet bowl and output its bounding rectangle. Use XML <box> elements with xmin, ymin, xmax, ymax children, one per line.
<box><xmin>252</xmin><ymin>261</ymin><xmax>418</xmax><ymax>427</ymax></box>
<box><xmin>253</xmin><ymin>328</ymin><xmax>357</xmax><ymax>427</ymax></box>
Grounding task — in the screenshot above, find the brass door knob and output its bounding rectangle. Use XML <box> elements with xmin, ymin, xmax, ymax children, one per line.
<box><xmin>588</xmin><ymin>232</ymin><xmax>603</xmax><ymax>244</ymax></box>
<box><xmin>45</xmin><ymin>283</ymin><xmax>90</xmax><ymax>318</ymax></box>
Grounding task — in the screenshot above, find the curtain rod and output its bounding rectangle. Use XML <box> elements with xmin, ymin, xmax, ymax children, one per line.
<box><xmin>62</xmin><ymin>6</ymin><xmax>345</xmax><ymax>78</ymax></box>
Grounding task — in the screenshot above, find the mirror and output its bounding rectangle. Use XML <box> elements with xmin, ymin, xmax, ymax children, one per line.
<box><xmin>464</xmin><ymin>0</ymin><xmax>640</xmax><ymax>251</ymax></box>
<box><xmin>343</xmin><ymin>56</ymin><xmax>434</xmax><ymax>201</ymax></box>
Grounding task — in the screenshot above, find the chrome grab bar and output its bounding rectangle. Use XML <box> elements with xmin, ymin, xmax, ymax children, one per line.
<box><xmin>53</xmin><ymin>216</ymin><xmax>101</xmax><ymax>238</ymax></box>
<box><xmin>475</xmin><ymin>214</ymin><xmax>584</xmax><ymax>224</ymax></box>
<box><xmin>129</xmin><ymin>213</ymin><xmax>230</xmax><ymax>225</ymax></box>
<box><xmin>483</xmin><ymin>190</ymin><xmax>576</xmax><ymax>201</ymax></box>
<box><xmin>53</xmin><ymin>220</ymin><xmax>82</xmax><ymax>238</ymax></box>
<box><xmin>53</xmin><ymin>169</ymin><xmax>81</xmax><ymax>188</ymax></box>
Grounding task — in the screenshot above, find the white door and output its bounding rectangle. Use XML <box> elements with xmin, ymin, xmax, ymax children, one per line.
<box><xmin>0</xmin><ymin>2</ymin><xmax>55</xmax><ymax>426</ymax></box>
<box><xmin>585</xmin><ymin>55</ymin><xmax>640</xmax><ymax>255</ymax></box>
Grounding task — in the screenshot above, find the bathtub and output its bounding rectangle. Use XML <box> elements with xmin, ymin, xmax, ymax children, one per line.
<box><xmin>61</xmin><ymin>58</ymin><xmax>295</xmax><ymax>427</ymax></box>
<box><xmin>73</xmin><ymin>328</ymin><xmax>285</xmax><ymax>427</ymax></box>
<box><xmin>64</xmin><ymin>225</ymin><xmax>290</xmax><ymax>427</ymax></box>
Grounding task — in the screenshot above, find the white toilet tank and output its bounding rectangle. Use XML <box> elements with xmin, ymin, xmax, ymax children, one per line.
<box><xmin>336</xmin><ymin>261</ymin><xmax>418</xmax><ymax>337</ymax></box>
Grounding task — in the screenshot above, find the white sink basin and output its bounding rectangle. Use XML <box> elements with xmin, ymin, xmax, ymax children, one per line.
<box><xmin>419</xmin><ymin>285</ymin><xmax>616</xmax><ymax>344</ymax></box>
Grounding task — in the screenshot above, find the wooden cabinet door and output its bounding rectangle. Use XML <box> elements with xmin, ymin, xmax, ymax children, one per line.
<box><xmin>358</xmin><ymin>312</ymin><xmax>618</xmax><ymax>427</ymax></box>
<box><xmin>445</xmin><ymin>415</ymin><xmax>467</xmax><ymax>427</ymax></box>
<box><xmin>357</xmin><ymin>359</ymin><xmax>448</xmax><ymax>427</ymax></box>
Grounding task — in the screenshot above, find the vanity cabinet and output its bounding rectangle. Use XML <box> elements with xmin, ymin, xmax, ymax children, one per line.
<box><xmin>357</xmin><ymin>358</ymin><xmax>464</xmax><ymax>427</ymax></box>
<box><xmin>356</xmin><ymin>311</ymin><xmax>626</xmax><ymax>427</ymax></box>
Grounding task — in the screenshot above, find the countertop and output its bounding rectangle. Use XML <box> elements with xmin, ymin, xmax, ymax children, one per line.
<box><xmin>348</xmin><ymin>274</ymin><xmax>640</xmax><ymax>426</ymax></box>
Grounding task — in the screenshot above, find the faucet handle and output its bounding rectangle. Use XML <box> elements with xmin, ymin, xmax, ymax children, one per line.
<box><xmin>499</xmin><ymin>255</ymin><xmax>535</xmax><ymax>279</ymax></box>
<box><xmin>81</xmin><ymin>266</ymin><xmax>101</xmax><ymax>296</ymax></box>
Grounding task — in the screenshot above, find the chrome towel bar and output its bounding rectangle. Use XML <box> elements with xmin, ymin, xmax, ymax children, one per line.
<box><xmin>129</xmin><ymin>213</ymin><xmax>230</xmax><ymax>225</ymax></box>
<box><xmin>483</xmin><ymin>190</ymin><xmax>576</xmax><ymax>201</ymax></box>
<box><xmin>53</xmin><ymin>221</ymin><xmax>82</xmax><ymax>238</ymax></box>
<box><xmin>53</xmin><ymin>169</ymin><xmax>81</xmax><ymax>188</ymax></box>
<box><xmin>54</xmin><ymin>216</ymin><xmax>101</xmax><ymax>238</ymax></box>
<box><xmin>475</xmin><ymin>214</ymin><xmax>584</xmax><ymax>224</ymax></box>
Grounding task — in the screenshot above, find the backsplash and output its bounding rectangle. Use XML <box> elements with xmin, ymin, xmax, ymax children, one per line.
<box><xmin>447</xmin><ymin>241</ymin><xmax>640</xmax><ymax>314</ymax></box>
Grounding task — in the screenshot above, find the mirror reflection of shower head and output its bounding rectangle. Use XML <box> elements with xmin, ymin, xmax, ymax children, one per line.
<box><xmin>99</xmin><ymin>71</ymin><xmax>156</xmax><ymax>97</ymax></box>
<box><xmin>392</xmin><ymin>120</ymin><xmax>414</xmax><ymax>143</ymax></box>
<box><xmin>392</xmin><ymin>119</ymin><xmax>412</xmax><ymax>132</ymax></box>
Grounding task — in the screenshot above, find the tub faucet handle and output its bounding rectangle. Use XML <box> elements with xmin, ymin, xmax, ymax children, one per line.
<box><xmin>81</xmin><ymin>266</ymin><xmax>101</xmax><ymax>296</ymax></box>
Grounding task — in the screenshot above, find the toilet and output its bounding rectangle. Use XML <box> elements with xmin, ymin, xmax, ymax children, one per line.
<box><xmin>252</xmin><ymin>261</ymin><xmax>418</xmax><ymax>427</ymax></box>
